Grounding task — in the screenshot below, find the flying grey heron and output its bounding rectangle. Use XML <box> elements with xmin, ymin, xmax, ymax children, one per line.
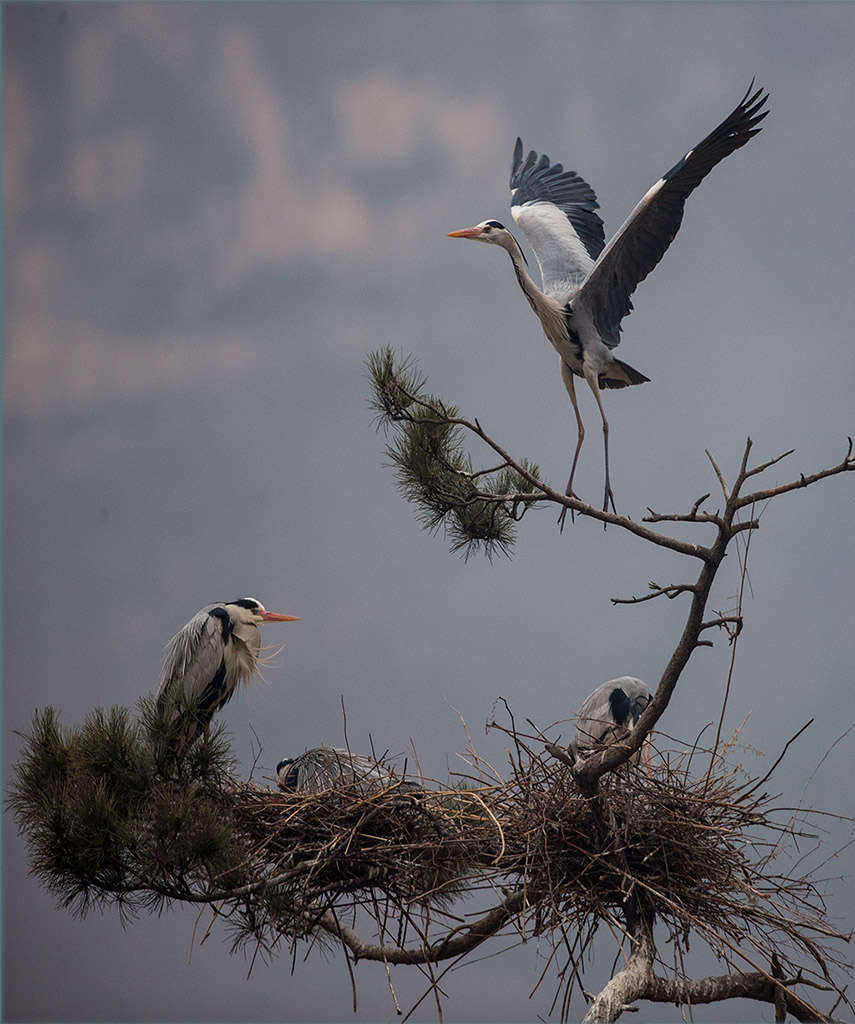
<box><xmin>156</xmin><ymin>597</ymin><xmax>299</xmax><ymax>759</ymax></box>
<box><xmin>449</xmin><ymin>83</ymin><xmax>768</xmax><ymax>519</ymax></box>
<box><xmin>570</xmin><ymin>676</ymin><xmax>652</xmax><ymax>765</ymax></box>
<box><xmin>276</xmin><ymin>748</ymin><xmax>420</xmax><ymax>795</ymax></box>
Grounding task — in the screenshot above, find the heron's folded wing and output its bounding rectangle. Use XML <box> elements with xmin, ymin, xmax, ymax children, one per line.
<box><xmin>157</xmin><ymin>605</ymin><xmax>227</xmax><ymax>705</ymax></box>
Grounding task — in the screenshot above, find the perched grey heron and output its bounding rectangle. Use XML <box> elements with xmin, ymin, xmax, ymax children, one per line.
<box><xmin>276</xmin><ymin>748</ymin><xmax>420</xmax><ymax>795</ymax></box>
<box><xmin>449</xmin><ymin>83</ymin><xmax>768</xmax><ymax>518</ymax></box>
<box><xmin>156</xmin><ymin>597</ymin><xmax>299</xmax><ymax>758</ymax></box>
<box><xmin>570</xmin><ymin>676</ymin><xmax>652</xmax><ymax>765</ymax></box>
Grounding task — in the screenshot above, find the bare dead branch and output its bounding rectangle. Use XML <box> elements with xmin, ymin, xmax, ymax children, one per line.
<box><xmin>611</xmin><ymin>582</ymin><xmax>696</xmax><ymax>606</ymax></box>
<box><xmin>690</xmin><ymin>492</ymin><xmax>712</xmax><ymax>516</ymax></box>
<box><xmin>736</xmin><ymin>439</ymin><xmax>855</xmax><ymax>508</ymax></box>
<box><xmin>744</xmin><ymin>447</ymin><xmax>797</xmax><ymax>479</ymax></box>
<box><xmin>582</xmin><ymin>912</ymin><xmax>655</xmax><ymax>1022</ymax></box>
<box><xmin>705</xmin><ymin>447</ymin><xmax>731</xmax><ymax>500</ymax></box>
<box><xmin>738</xmin><ymin>719</ymin><xmax>816</xmax><ymax>800</ymax></box>
<box><xmin>645</xmin><ymin>970</ymin><xmax>835</xmax><ymax>1022</ymax></box>
<box><xmin>642</xmin><ymin>509</ymin><xmax>723</xmax><ymax>525</ymax></box>
<box><xmin>313</xmin><ymin>892</ymin><xmax>527</xmax><ymax>966</ymax></box>
<box><xmin>544</xmin><ymin>742</ymin><xmax>576</xmax><ymax>768</ymax></box>
<box><xmin>699</xmin><ymin>614</ymin><xmax>743</xmax><ymax>635</ymax></box>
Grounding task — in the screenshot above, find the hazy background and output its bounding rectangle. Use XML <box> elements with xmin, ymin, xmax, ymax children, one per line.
<box><xmin>4</xmin><ymin>3</ymin><xmax>854</xmax><ymax>1021</ymax></box>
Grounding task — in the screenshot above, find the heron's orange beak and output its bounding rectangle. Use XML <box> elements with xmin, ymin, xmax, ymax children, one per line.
<box><xmin>258</xmin><ymin>611</ymin><xmax>300</xmax><ymax>622</ymax></box>
<box><xmin>447</xmin><ymin>227</ymin><xmax>482</xmax><ymax>239</ymax></box>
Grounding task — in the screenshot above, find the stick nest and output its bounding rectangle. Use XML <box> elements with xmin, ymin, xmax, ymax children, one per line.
<box><xmin>228</xmin><ymin>735</ymin><xmax>848</xmax><ymax>991</ymax></box>
<box><xmin>234</xmin><ymin>776</ymin><xmax>502</xmax><ymax>909</ymax></box>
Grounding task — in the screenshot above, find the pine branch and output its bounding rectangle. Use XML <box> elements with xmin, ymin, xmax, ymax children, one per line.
<box><xmin>312</xmin><ymin>890</ymin><xmax>527</xmax><ymax>966</ymax></box>
<box><xmin>368</xmin><ymin>346</ymin><xmax>542</xmax><ymax>559</ymax></box>
<box><xmin>645</xmin><ymin>969</ymin><xmax>836</xmax><ymax>1022</ymax></box>
<box><xmin>7</xmin><ymin>351</ymin><xmax>853</xmax><ymax>1023</ymax></box>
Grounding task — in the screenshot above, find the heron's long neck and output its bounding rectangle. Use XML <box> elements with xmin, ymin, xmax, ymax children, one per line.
<box><xmin>502</xmin><ymin>234</ymin><xmax>567</xmax><ymax>340</ymax></box>
<box><xmin>502</xmin><ymin>234</ymin><xmax>547</xmax><ymax>316</ymax></box>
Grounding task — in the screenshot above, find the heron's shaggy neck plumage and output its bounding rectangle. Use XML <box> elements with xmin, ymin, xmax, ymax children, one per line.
<box><xmin>224</xmin><ymin>625</ymin><xmax>261</xmax><ymax>695</ymax></box>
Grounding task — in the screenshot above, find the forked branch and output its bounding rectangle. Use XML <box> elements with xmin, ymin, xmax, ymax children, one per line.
<box><xmin>368</xmin><ymin>348</ymin><xmax>853</xmax><ymax>567</ymax></box>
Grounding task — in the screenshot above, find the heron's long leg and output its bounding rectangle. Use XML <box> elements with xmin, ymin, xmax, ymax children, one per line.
<box><xmin>558</xmin><ymin>359</ymin><xmax>585</xmax><ymax>530</ymax></box>
<box><xmin>583</xmin><ymin>365</ymin><xmax>617</xmax><ymax>515</ymax></box>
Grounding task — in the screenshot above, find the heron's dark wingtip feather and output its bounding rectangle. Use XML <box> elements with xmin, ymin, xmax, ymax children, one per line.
<box><xmin>510</xmin><ymin>138</ymin><xmax>522</xmax><ymax>185</ymax></box>
<box><xmin>741</xmin><ymin>77</ymin><xmax>769</xmax><ymax>112</ymax></box>
<box><xmin>660</xmin><ymin>83</ymin><xmax>769</xmax><ymax>185</ymax></box>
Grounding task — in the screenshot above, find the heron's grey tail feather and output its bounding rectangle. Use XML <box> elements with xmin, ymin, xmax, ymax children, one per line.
<box><xmin>599</xmin><ymin>358</ymin><xmax>650</xmax><ymax>390</ymax></box>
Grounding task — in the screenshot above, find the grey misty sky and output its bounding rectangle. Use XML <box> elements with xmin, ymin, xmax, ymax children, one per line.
<box><xmin>4</xmin><ymin>3</ymin><xmax>854</xmax><ymax>1022</ymax></box>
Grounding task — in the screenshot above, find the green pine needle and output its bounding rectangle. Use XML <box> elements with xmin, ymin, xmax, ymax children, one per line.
<box><xmin>367</xmin><ymin>347</ymin><xmax>544</xmax><ymax>559</ymax></box>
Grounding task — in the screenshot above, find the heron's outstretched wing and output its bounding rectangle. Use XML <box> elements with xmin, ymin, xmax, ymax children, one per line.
<box><xmin>578</xmin><ymin>82</ymin><xmax>769</xmax><ymax>348</ymax></box>
<box><xmin>157</xmin><ymin>604</ymin><xmax>228</xmax><ymax>707</ymax></box>
<box><xmin>510</xmin><ymin>137</ymin><xmax>605</xmax><ymax>301</ymax></box>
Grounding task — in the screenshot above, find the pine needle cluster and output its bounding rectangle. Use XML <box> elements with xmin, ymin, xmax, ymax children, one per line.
<box><xmin>9</xmin><ymin>702</ymin><xmax>250</xmax><ymax>920</ymax></box>
<box><xmin>367</xmin><ymin>346</ymin><xmax>542</xmax><ymax>558</ymax></box>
